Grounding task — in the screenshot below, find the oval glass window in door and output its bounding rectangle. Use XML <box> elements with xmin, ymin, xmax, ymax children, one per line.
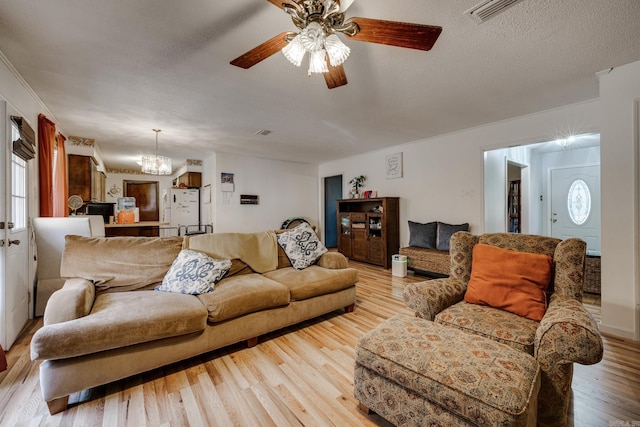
<box><xmin>567</xmin><ymin>179</ymin><xmax>591</xmax><ymax>225</ymax></box>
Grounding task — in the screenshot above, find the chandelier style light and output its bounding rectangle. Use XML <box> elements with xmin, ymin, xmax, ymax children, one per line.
<box><xmin>141</xmin><ymin>129</ymin><xmax>172</xmax><ymax>175</ymax></box>
<box><xmin>555</xmin><ymin>135</ymin><xmax>576</xmax><ymax>150</ymax></box>
<box><xmin>281</xmin><ymin>0</ymin><xmax>356</xmax><ymax>75</ymax></box>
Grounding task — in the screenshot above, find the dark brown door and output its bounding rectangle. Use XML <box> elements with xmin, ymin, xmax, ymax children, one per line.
<box><xmin>124</xmin><ymin>180</ymin><xmax>159</xmax><ymax>221</ymax></box>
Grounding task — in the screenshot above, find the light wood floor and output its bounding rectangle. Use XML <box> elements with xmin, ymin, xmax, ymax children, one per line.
<box><xmin>1</xmin><ymin>261</ymin><xmax>639</xmax><ymax>426</ymax></box>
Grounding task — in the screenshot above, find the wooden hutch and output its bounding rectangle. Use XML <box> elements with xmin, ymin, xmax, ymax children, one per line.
<box><xmin>337</xmin><ymin>197</ymin><xmax>399</xmax><ymax>269</ymax></box>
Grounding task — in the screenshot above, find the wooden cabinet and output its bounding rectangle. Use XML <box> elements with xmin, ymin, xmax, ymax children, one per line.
<box><xmin>105</xmin><ymin>222</ymin><xmax>163</xmax><ymax>237</ymax></box>
<box><xmin>337</xmin><ymin>197</ymin><xmax>399</xmax><ymax>269</ymax></box>
<box><xmin>177</xmin><ymin>172</ymin><xmax>201</xmax><ymax>188</ymax></box>
<box><xmin>68</xmin><ymin>154</ymin><xmax>105</xmax><ymax>204</ymax></box>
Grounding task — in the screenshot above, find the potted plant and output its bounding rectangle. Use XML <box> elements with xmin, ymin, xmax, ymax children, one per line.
<box><xmin>349</xmin><ymin>175</ymin><xmax>366</xmax><ymax>198</ymax></box>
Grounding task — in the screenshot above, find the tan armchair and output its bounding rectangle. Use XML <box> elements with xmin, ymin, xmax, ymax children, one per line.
<box><xmin>403</xmin><ymin>232</ymin><xmax>603</xmax><ymax>427</ymax></box>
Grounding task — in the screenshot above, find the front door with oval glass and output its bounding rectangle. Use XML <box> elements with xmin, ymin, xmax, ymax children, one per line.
<box><xmin>550</xmin><ymin>165</ymin><xmax>600</xmax><ymax>253</ymax></box>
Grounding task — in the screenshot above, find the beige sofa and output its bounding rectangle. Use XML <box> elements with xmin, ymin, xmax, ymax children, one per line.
<box><xmin>30</xmin><ymin>231</ymin><xmax>358</xmax><ymax>415</ymax></box>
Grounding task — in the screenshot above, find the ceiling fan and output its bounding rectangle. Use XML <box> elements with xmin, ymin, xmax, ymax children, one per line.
<box><xmin>230</xmin><ymin>0</ymin><xmax>442</xmax><ymax>89</ymax></box>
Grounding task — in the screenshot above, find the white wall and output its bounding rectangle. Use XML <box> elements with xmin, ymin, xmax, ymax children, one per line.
<box><xmin>201</xmin><ymin>152</ymin><xmax>319</xmax><ymax>233</ymax></box>
<box><xmin>484</xmin><ymin>150</ymin><xmax>507</xmax><ymax>233</ymax></box>
<box><xmin>320</xmin><ymin>100</ymin><xmax>600</xmax><ymax>249</ymax></box>
<box><xmin>201</xmin><ymin>153</ymin><xmax>216</xmax><ymax>227</ymax></box>
<box><xmin>599</xmin><ymin>60</ymin><xmax>640</xmax><ymax>340</ymax></box>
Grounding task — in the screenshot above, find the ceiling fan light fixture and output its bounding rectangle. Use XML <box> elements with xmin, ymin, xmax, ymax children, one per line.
<box><xmin>232</xmin><ymin>0</ymin><xmax>442</xmax><ymax>89</ymax></box>
<box><xmin>282</xmin><ymin>33</ymin><xmax>305</xmax><ymax>66</ymax></box>
<box><xmin>141</xmin><ymin>129</ymin><xmax>172</xmax><ymax>175</ymax></box>
<box><xmin>325</xmin><ymin>33</ymin><xmax>350</xmax><ymax>66</ymax></box>
<box><xmin>308</xmin><ymin>49</ymin><xmax>329</xmax><ymax>75</ymax></box>
<box><xmin>299</xmin><ymin>21</ymin><xmax>325</xmax><ymax>51</ymax></box>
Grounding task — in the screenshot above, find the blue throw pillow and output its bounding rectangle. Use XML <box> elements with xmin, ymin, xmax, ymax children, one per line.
<box><xmin>436</xmin><ymin>222</ymin><xmax>470</xmax><ymax>251</ymax></box>
<box><xmin>156</xmin><ymin>249</ymin><xmax>231</xmax><ymax>295</ymax></box>
<box><xmin>408</xmin><ymin>221</ymin><xmax>437</xmax><ymax>249</ymax></box>
<box><xmin>277</xmin><ymin>222</ymin><xmax>327</xmax><ymax>270</ymax></box>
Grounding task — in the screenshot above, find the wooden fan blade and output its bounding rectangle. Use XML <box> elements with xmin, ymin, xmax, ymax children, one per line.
<box><xmin>230</xmin><ymin>32</ymin><xmax>295</xmax><ymax>69</ymax></box>
<box><xmin>323</xmin><ymin>63</ymin><xmax>348</xmax><ymax>89</ymax></box>
<box><xmin>345</xmin><ymin>17</ymin><xmax>442</xmax><ymax>51</ymax></box>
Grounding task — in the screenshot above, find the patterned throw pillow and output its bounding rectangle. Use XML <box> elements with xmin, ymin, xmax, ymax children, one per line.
<box><xmin>156</xmin><ymin>249</ymin><xmax>231</xmax><ymax>295</ymax></box>
<box><xmin>277</xmin><ymin>222</ymin><xmax>328</xmax><ymax>270</ymax></box>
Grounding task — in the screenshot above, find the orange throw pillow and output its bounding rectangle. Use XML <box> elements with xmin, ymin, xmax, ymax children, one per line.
<box><xmin>465</xmin><ymin>244</ymin><xmax>553</xmax><ymax>321</ymax></box>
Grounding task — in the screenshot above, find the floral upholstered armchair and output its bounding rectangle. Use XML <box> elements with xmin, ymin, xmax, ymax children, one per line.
<box><xmin>403</xmin><ymin>232</ymin><xmax>603</xmax><ymax>427</ymax></box>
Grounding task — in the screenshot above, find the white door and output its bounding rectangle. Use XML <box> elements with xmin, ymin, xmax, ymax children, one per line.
<box><xmin>0</xmin><ymin>104</ymin><xmax>30</xmax><ymax>350</ymax></box>
<box><xmin>550</xmin><ymin>165</ymin><xmax>601</xmax><ymax>253</ymax></box>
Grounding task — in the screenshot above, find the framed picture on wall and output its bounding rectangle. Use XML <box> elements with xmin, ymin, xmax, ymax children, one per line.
<box><xmin>386</xmin><ymin>152</ymin><xmax>403</xmax><ymax>179</ymax></box>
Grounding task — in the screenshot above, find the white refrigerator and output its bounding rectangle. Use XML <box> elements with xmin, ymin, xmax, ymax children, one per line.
<box><xmin>162</xmin><ymin>188</ymin><xmax>200</xmax><ymax>234</ymax></box>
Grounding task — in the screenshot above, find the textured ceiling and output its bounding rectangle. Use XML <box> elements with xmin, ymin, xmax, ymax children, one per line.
<box><xmin>0</xmin><ymin>0</ymin><xmax>639</xmax><ymax>170</ymax></box>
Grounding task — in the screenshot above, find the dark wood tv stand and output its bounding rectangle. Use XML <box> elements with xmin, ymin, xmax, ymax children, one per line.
<box><xmin>337</xmin><ymin>197</ymin><xmax>399</xmax><ymax>269</ymax></box>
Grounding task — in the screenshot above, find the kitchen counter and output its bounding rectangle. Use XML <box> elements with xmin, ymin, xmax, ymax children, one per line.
<box><xmin>105</xmin><ymin>221</ymin><xmax>169</xmax><ymax>237</ymax></box>
<box><xmin>105</xmin><ymin>221</ymin><xmax>168</xmax><ymax>228</ymax></box>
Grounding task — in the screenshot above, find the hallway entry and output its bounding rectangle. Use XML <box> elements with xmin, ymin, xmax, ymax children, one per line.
<box><xmin>324</xmin><ymin>175</ymin><xmax>342</xmax><ymax>248</ymax></box>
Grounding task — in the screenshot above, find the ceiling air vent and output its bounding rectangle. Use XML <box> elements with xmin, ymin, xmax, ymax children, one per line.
<box><xmin>464</xmin><ymin>0</ymin><xmax>523</xmax><ymax>24</ymax></box>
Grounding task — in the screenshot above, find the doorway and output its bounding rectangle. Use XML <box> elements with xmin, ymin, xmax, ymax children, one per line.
<box><xmin>324</xmin><ymin>175</ymin><xmax>342</xmax><ymax>248</ymax></box>
<box><xmin>124</xmin><ymin>180</ymin><xmax>159</xmax><ymax>221</ymax></box>
<box><xmin>507</xmin><ymin>162</ymin><xmax>525</xmax><ymax>233</ymax></box>
<box><xmin>550</xmin><ymin>165</ymin><xmax>601</xmax><ymax>252</ymax></box>
<box><xmin>483</xmin><ymin>132</ymin><xmax>600</xmax><ymax>241</ymax></box>
<box><xmin>0</xmin><ymin>104</ymin><xmax>31</xmax><ymax>350</ymax></box>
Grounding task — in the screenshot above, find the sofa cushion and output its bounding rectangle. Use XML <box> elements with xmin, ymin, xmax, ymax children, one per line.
<box><xmin>156</xmin><ymin>249</ymin><xmax>231</xmax><ymax>295</ymax></box>
<box><xmin>436</xmin><ymin>222</ymin><xmax>469</xmax><ymax>251</ymax></box>
<box><xmin>436</xmin><ymin>301</ymin><xmax>539</xmax><ymax>355</ymax></box>
<box><xmin>227</xmin><ymin>259</ymin><xmax>254</xmax><ymax>277</ymax></box>
<box><xmin>408</xmin><ymin>220</ymin><xmax>437</xmax><ymax>249</ymax></box>
<box><xmin>31</xmin><ymin>291</ymin><xmax>207</xmax><ymax>360</ymax></box>
<box><xmin>277</xmin><ymin>242</ymin><xmax>293</xmax><ymax>269</ymax></box>
<box><xmin>197</xmin><ymin>274</ymin><xmax>290</xmax><ymax>323</ymax></box>
<box><xmin>316</xmin><ymin>251</ymin><xmax>348</xmax><ymax>269</ymax></box>
<box><xmin>277</xmin><ymin>222</ymin><xmax>328</xmax><ymax>270</ymax></box>
<box><xmin>185</xmin><ymin>231</ymin><xmax>278</xmax><ymax>273</ymax></box>
<box><xmin>60</xmin><ymin>235</ymin><xmax>184</xmax><ymax>293</ymax></box>
<box><xmin>263</xmin><ymin>265</ymin><xmax>358</xmax><ymax>301</ymax></box>
<box><xmin>465</xmin><ymin>244</ymin><xmax>552</xmax><ymax>321</ymax></box>
<box><xmin>43</xmin><ymin>278</ymin><xmax>95</xmax><ymax>326</ymax></box>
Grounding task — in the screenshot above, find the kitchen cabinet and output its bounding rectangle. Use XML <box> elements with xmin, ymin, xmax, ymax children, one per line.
<box><xmin>68</xmin><ymin>154</ymin><xmax>105</xmax><ymax>203</ymax></box>
<box><xmin>177</xmin><ymin>172</ymin><xmax>201</xmax><ymax>188</ymax></box>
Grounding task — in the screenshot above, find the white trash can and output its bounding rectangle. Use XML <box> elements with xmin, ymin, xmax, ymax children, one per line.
<box><xmin>392</xmin><ymin>254</ymin><xmax>408</xmax><ymax>277</ymax></box>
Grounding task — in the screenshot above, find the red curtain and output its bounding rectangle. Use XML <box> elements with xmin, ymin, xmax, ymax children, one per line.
<box><xmin>0</xmin><ymin>344</ymin><xmax>6</xmax><ymax>372</ymax></box>
<box><xmin>53</xmin><ymin>133</ymin><xmax>68</xmax><ymax>217</ymax></box>
<box><xmin>38</xmin><ymin>114</ymin><xmax>56</xmax><ymax>217</ymax></box>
